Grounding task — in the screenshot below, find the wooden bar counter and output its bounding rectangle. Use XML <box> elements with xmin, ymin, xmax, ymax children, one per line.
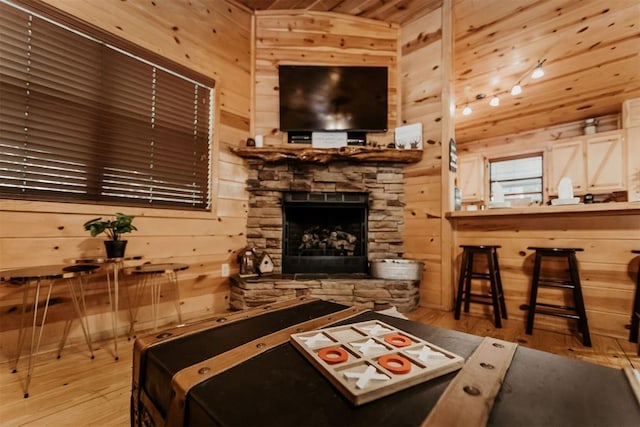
<box><xmin>447</xmin><ymin>202</ymin><xmax>640</xmax><ymax>340</ymax></box>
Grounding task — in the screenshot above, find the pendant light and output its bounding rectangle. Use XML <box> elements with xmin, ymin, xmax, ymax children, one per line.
<box><xmin>531</xmin><ymin>59</ymin><xmax>546</xmax><ymax>79</ymax></box>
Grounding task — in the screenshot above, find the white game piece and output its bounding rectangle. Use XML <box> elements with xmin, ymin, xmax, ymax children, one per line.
<box><xmin>361</xmin><ymin>324</ymin><xmax>393</xmax><ymax>336</ymax></box>
<box><xmin>299</xmin><ymin>332</ymin><xmax>333</xmax><ymax>348</ymax></box>
<box><xmin>351</xmin><ymin>338</ymin><xmax>387</xmax><ymax>355</ymax></box>
<box><xmin>407</xmin><ymin>345</ymin><xmax>447</xmax><ymax>362</ymax></box>
<box><xmin>343</xmin><ymin>365</ymin><xmax>390</xmax><ymax>389</ymax></box>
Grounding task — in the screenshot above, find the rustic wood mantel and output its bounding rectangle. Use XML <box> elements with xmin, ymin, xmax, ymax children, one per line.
<box><xmin>230</xmin><ymin>145</ymin><xmax>423</xmax><ymax>163</ymax></box>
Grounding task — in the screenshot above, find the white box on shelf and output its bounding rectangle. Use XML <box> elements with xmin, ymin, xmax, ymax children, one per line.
<box><xmin>312</xmin><ymin>132</ymin><xmax>348</xmax><ymax>148</ymax></box>
<box><xmin>394</xmin><ymin>123</ymin><xmax>423</xmax><ymax>149</ymax></box>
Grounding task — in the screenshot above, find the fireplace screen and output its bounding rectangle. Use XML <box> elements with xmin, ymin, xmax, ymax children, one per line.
<box><xmin>282</xmin><ymin>192</ymin><xmax>368</xmax><ymax>274</ymax></box>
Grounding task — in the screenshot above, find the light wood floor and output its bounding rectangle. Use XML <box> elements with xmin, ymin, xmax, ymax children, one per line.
<box><xmin>1</xmin><ymin>307</ymin><xmax>639</xmax><ymax>426</ymax></box>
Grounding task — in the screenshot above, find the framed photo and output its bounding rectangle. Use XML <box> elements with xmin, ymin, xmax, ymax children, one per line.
<box><xmin>394</xmin><ymin>123</ymin><xmax>422</xmax><ymax>149</ymax></box>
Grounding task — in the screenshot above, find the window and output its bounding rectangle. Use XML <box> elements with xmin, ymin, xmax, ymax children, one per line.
<box><xmin>489</xmin><ymin>154</ymin><xmax>543</xmax><ymax>205</ymax></box>
<box><xmin>0</xmin><ymin>0</ymin><xmax>214</xmax><ymax>210</ymax></box>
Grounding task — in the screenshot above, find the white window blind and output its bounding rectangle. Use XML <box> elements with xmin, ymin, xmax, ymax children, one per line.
<box><xmin>0</xmin><ymin>0</ymin><xmax>214</xmax><ymax>209</ymax></box>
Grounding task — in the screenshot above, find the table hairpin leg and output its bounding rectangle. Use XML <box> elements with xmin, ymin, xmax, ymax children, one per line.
<box><xmin>129</xmin><ymin>272</ymin><xmax>167</xmax><ymax>334</ymax></box>
<box><xmin>12</xmin><ymin>280</ymin><xmax>31</xmax><ymax>374</ymax></box>
<box><xmin>105</xmin><ymin>263</ymin><xmax>120</xmax><ymax>361</ymax></box>
<box><xmin>150</xmin><ymin>274</ymin><xmax>161</xmax><ymax>331</ymax></box>
<box><xmin>149</xmin><ymin>270</ymin><xmax>183</xmax><ymax>330</ymax></box>
<box><xmin>12</xmin><ymin>279</ymin><xmax>55</xmax><ymax>398</ymax></box>
<box><xmin>57</xmin><ymin>275</ymin><xmax>94</xmax><ymax>360</ymax></box>
<box><xmin>127</xmin><ymin>273</ymin><xmax>148</xmax><ymax>338</ymax></box>
<box><xmin>128</xmin><ymin>265</ymin><xmax>185</xmax><ymax>336</ymax></box>
<box><xmin>168</xmin><ymin>270</ymin><xmax>183</xmax><ymax>325</ymax></box>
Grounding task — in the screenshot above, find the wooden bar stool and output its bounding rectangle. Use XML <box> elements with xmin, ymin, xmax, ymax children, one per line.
<box><xmin>127</xmin><ymin>263</ymin><xmax>188</xmax><ymax>336</ymax></box>
<box><xmin>629</xmin><ymin>250</ymin><xmax>640</xmax><ymax>347</ymax></box>
<box><xmin>525</xmin><ymin>247</ymin><xmax>591</xmax><ymax>347</ymax></box>
<box><xmin>454</xmin><ymin>245</ymin><xmax>507</xmax><ymax>327</ymax></box>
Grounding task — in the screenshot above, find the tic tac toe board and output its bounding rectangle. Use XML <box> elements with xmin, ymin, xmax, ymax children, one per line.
<box><xmin>290</xmin><ymin>320</ymin><xmax>465</xmax><ymax>405</ymax></box>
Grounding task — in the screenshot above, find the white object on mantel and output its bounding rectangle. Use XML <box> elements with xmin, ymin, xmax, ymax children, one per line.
<box><xmin>311</xmin><ymin>131</ymin><xmax>347</xmax><ymax>148</ymax></box>
<box><xmin>551</xmin><ymin>176</ymin><xmax>580</xmax><ymax>205</ymax></box>
<box><xmin>487</xmin><ymin>182</ymin><xmax>511</xmax><ymax>209</ymax></box>
<box><xmin>254</xmin><ymin>134</ymin><xmax>263</xmax><ymax>148</ymax></box>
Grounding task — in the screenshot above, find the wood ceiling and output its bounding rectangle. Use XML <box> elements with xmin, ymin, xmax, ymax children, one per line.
<box><xmin>237</xmin><ymin>0</ymin><xmax>640</xmax><ymax>144</ymax></box>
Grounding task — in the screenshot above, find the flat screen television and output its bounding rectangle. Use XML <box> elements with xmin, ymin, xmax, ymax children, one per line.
<box><xmin>278</xmin><ymin>65</ymin><xmax>388</xmax><ymax>132</ymax></box>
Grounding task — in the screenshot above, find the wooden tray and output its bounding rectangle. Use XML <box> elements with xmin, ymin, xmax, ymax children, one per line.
<box><xmin>290</xmin><ymin>320</ymin><xmax>464</xmax><ymax>405</ymax></box>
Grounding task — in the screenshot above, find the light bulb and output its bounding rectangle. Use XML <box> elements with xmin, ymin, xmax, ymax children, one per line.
<box><xmin>489</xmin><ymin>95</ymin><xmax>500</xmax><ymax>107</ymax></box>
<box><xmin>531</xmin><ymin>65</ymin><xmax>544</xmax><ymax>79</ymax></box>
<box><xmin>462</xmin><ymin>105</ymin><xmax>472</xmax><ymax>116</ymax></box>
<box><xmin>510</xmin><ymin>84</ymin><xmax>522</xmax><ymax>96</ymax></box>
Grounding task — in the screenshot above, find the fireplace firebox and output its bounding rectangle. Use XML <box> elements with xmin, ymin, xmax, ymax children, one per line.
<box><xmin>282</xmin><ymin>192</ymin><xmax>368</xmax><ymax>274</ymax></box>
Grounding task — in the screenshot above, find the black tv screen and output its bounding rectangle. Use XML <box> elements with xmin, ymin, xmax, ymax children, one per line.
<box><xmin>278</xmin><ymin>65</ymin><xmax>388</xmax><ymax>132</ymax></box>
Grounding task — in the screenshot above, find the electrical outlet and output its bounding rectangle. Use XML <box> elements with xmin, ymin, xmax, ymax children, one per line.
<box><xmin>221</xmin><ymin>263</ymin><xmax>230</xmax><ymax>277</ymax></box>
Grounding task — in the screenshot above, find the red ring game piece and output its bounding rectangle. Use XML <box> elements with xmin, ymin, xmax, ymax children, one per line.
<box><xmin>384</xmin><ymin>334</ymin><xmax>412</xmax><ymax>347</ymax></box>
<box><xmin>318</xmin><ymin>347</ymin><xmax>348</xmax><ymax>364</ymax></box>
<box><xmin>378</xmin><ymin>354</ymin><xmax>412</xmax><ymax>374</ymax></box>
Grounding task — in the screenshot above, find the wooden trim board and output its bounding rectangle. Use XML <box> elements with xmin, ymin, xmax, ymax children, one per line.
<box><xmin>422</xmin><ymin>337</ymin><xmax>518</xmax><ymax>427</ymax></box>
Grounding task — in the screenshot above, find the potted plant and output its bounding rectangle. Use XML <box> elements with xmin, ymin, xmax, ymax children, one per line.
<box><xmin>83</xmin><ymin>212</ymin><xmax>137</xmax><ymax>258</ymax></box>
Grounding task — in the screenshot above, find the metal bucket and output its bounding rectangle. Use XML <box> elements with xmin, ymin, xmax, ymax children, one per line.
<box><xmin>369</xmin><ymin>259</ymin><xmax>424</xmax><ymax>280</ymax></box>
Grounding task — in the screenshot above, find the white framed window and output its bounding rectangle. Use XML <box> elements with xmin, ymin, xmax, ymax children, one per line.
<box><xmin>489</xmin><ymin>154</ymin><xmax>543</xmax><ymax>205</ymax></box>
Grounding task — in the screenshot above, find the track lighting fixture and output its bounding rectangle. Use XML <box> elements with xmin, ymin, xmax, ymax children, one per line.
<box><xmin>458</xmin><ymin>59</ymin><xmax>546</xmax><ymax>115</ymax></box>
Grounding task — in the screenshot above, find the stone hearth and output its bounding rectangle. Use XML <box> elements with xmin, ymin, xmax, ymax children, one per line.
<box><xmin>230</xmin><ymin>274</ymin><xmax>420</xmax><ymax>313</ymax></box>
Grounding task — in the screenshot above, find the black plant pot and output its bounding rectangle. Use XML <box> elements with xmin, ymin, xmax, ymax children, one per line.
<box><xmin>104</xmin><ymin>240</ymin><xmax>127</xmax><ymax>259</ymax></box>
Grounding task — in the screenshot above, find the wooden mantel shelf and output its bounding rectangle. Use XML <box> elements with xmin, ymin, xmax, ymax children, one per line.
<box><xmin>229</xmin><ymin>145</ymin><xmax>423</xmax><ymax>164</ymax></box>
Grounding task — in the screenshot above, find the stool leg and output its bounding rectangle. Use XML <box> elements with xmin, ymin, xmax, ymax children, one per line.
<box><xmin>526</xmin><ymin>252</ymin><xmax>542</xmax><ymax>335</ymax></box>
<box><xmin>493</xmin><ymin>248</ymin><xmax>508</xmax><ymax>319</ymax></box>
<box><xmin>486</xmin><ymin>250</ymin><xmax>502</xmax><ymax>328</ymax></box>
<box><xmin>568</xmin><ymin>252</ymin><xmax>591</xmax><ymax>347</ymax></box>
<box><xmin>463</xmin><ymin>252</ymin><xmax>475</xmax><ymax>314</ymax></box>
<box><xmin>630</xmin><ymin>269</ymin><xmax>640</xmax><ymax>343</ymax></box>
<box><xmin>57</xmin><ymin>319</ymin><xmax>74</xmax><ymax>359</ymax></box>
<box><xmin>454</xmin><ymin>249</ymin><xmax>469</xmax><ymax>320</ymax></box>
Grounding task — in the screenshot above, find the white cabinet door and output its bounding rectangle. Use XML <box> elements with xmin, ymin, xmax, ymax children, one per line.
<box><xmin>458</xmin><ymin>154</ymin><xmax>484</xmax><ymax>202</ymax></box>
<box><xmin>586</xmin><ymin>133</ymin><xmax>625</xmax><ymax>192</ymax></box>
<box><xmin>549</xmin><ymin>139</ymin><xmax>585</xmax><ymax>195</ymax></box>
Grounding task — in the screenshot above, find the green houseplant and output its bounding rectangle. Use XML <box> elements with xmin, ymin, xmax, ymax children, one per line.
<box><xmin>83</xmin><ymin>212</ymin><xmax>137</xmax><ymax>258</ymax></box>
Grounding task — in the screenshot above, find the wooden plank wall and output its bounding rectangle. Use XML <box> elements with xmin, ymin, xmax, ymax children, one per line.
<box><xmin>0</xmin><ymin>0</ymin><xmax>252</xmax><ymax>360</ymax></box>
<box><xmin>400</xmin><ymin>7</ymin><xmax>449</xmax><ymax>309</ymax></box>
<box><xmin>253</xmin><ymin>10</ymin><xmax>399</xmax><ymax>145</ymax></box>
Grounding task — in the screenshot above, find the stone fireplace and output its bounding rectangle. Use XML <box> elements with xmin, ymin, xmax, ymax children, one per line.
<box><xmin>229</xmin><ymin>146</ymin><xmax>423</xmax><ymax>312</ymax></box>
